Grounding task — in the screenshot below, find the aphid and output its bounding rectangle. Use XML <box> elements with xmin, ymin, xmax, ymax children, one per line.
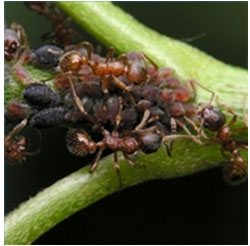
<box><xmin>30</xmin><ymin>45</ymin><xmax>64</xmax><ymax>69</ymax></box>
<box><xmin>29</xmin><ymin>106</ymin><xmax>66</xmax><ymax>128</ymax></box>
<box><xmin>5</xmin><ymin>101</ymin><xmax>33</xmax><ymax>123</ymax></box>
<box><xmin>4</xmin><ymin>23</ymin><xmax>28</xmax><ymax>61</ymax></box>
<box><xmin>23</xmin><ymin>83</ymin><xmax>60</xmax><ymax>109</ymax></box>
<box><xmin>4</xmin><ymin>119</ymin><xmax>40</xmax><ymax>164</ymax></box>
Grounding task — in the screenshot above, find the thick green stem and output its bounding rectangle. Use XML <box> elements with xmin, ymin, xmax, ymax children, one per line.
<box><xmin>5</xmin><ymin>141</ymin><xmax>228</xmax><ymax>245</ymax></box>
<box><xmin>5</xmin><ymin>2</ymin><xmax>247</xmax><ymax>245</ymax></box>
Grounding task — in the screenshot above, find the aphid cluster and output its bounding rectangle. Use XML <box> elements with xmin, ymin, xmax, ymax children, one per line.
<box><xmin>5</xmin><ymin>3</ymin><xmax>248</xmax><ymax>185</ymax></box>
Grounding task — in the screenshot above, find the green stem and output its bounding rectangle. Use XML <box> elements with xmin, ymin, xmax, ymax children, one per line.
<box><xmin>5</xmin><ymin>2</ymin><xmax>247</xmax><ymax>245</ymax></box>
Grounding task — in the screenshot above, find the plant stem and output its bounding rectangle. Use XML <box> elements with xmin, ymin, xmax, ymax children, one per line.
<box><xmin>5</xmin><ymin>141</ymin><xmax>228</xmax><ymax>245</ymax></box>
<box><xmin>5</xmin><ymin>2</ymin><xmax>247</xmax><ymax>245</ymax></box>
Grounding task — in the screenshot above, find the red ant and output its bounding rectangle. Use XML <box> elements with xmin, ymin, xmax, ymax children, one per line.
<box><xmin>183</xmin><ymin>81</ymin><xmax>248</xmax><ymax>183</ymax></box>
<box><xmin>5</xmin><ymin>119</ymin><xmax>41</xmax><ymax>164</ymax></box>
<box><xmin>56</xmin><ymin>43</ymin><xmax>149</xmax><ymax>103</ymax></box>
<box><xmin>25</xmin><ymin>2</ymin><xmax>73</xmax><ymax>46</ymax></box>
<box><xmin>5</xmin><ymin>23</ymin><xmax>37</xmax><ymax>85</ymax></box>
<box><xmin>66</xmin><ymin>78</ymin><xmax>162</xmax><ymax>187</ymax></box>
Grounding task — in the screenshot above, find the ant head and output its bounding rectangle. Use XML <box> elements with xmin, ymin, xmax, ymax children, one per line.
<box><xmin>4</xmin><ymin>28</ymin><xmax>20</xmax><ymax>61</ymax></box>
<box><xmin>198</xmin><ymin>105</ymin><xmax>226</xmax><ymax>131</ymax></box>
<box><xmin>59</xmin><ymin>51</ymin><xmax>82</xmax><ymax>73</ymax></box>
<box><xmin>66</xmin><ymin>129</ymin><xmax>97</xmax><ymax>157</ymax></box>
<box><xmin>5</xmin><ymin>135</ymin><xmax>27</xmax><ymax>164</ymax></box>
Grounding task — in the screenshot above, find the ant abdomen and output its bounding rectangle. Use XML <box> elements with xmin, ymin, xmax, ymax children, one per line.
<box><xmin>138</xmin><ymin>132</ymin><xmax>162</xmax><ymax>154</ymax></box>
<box><xmin>198</xmin><ymin>105</ymin><xmax>226</xmax><ymax>131</ymax></box>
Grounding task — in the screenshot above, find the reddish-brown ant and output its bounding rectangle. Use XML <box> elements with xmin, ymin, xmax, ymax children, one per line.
<box><xmin>25</xmin><ymin>2</ymin><xmax>74</xmax><ymax>46</ymax></box>
<box><xmin>66</xmin><ymin>78</ymin><xmax>163</xmax><ymax>186</ymax></box>
<box><xmin>5</xmin><ymin>119</ymin><xmax>40</xmax><ymax>164</ymax></box>
<box><xmin>57</xmin><ymin>44</ymin><xmax>148</xmax><ymax>103</ymax></box>
<box><xmin>4</xmin><ymin>23</ymin><xmax>37</xmax><ymax>85</ymax></box>
<box><xmin>183</xmin><ymin>81</ymin><xmax>248</xmax><ymax>182</ymax></box>
<box><xmin>200</xmin><ymin>102</ymin><xmax>247</xmax><ymax>183</ymax></box>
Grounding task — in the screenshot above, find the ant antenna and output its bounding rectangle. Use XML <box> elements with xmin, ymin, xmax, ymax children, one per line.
<box><xmin>5</xmin><ymin>119</ymin><xmax>28</xmax><ymax>143</ymax></box>
<box><xmin>191</xmin><ymin>79</ymin><xmax>215</xmax><ymax>105</ymax></box>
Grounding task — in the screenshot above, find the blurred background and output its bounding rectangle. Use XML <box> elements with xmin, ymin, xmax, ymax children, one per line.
<box><xmin>5</xmin><ymin>2</ymin><xmax>247</xmax><ymax>245</ymax></box>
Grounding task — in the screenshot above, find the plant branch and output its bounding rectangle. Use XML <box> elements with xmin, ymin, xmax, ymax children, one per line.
<box><xmin>4</xmin><ymin>2</ymin><xmax>247</xmax><ymax>245</ymax></box>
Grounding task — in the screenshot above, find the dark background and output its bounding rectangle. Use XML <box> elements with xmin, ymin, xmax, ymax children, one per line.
<box><xmin>5</xmin><ymin>2</ymin><xmax>248</xmax><ymax>245</ymax></box>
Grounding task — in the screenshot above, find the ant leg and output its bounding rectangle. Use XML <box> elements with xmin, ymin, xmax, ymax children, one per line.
<box><xmin>113</xmin><ymin>97</ymin><xmax>123</xmax><ymax>133</ymax></box>
<box><xmin>102</xmin><ymin>76</ymin><xmax>110</xmax><ymax>94</ymax></box>
<box><xmin>142</xmin><ymin>52</ymin><xmax>158</xmax><ymax>71</ymax></box>
<box><xmin>89</xmin><ymin>147</ymin><xmax>104</xmax><ymax>173</ymax></box>
<box><xmin>134</xmin><ymin>109</ymin><xmax>151</xmax><ymax>131</ymax></box>
<box><xmin>68</xmin><ymin>77</ymin><xmax>106</xmax><ymax>132</ymax></box>
<box><xmin>123</xmin><ymin>152</ymin><xmax>145</xmax><ymax>169</ymax></box>
<box><xmin>167</xmin><ymin>117</ymin><xmax>177</xmax><ymax>157</ymax></box>
<box><xmin>11</xmin><ymin>50</ymin><xmax>36</xmax><ymax>85</ymax></box>
<box><xmin>175</xmin><ymin>118</ymin><xmax>200</xmax><ymax>142</ymax></box>
<box><xmin>116</xmin><ymin>54</ymin><xmax>128</xmax><ymax>65</ymax></box>
<box><xmin>164</xmin><ymin>118</ymin><xmax>203</xmax><ymax>145</ymax></box>
<box><xmin>5</xmin><ymin>119</ymin><xmax>28</xmax><ymax>144</ymax></box>
<box><xmin>105</xmin><ymin>47</ymin><xmax>115</xmax><ymax>62</ymax></box>
<box><xmin>69</xmin><ymin>41</ymin><xmax>93</xmax><ymax>60</ymax></box>
<box><xmin>183</xmin><ymin>116</ymin><xmax>208</xmax><ymax>139</ymax></box>
<box><xmin>191</xmin><ymin>79</ymin><xmax>215</xmax><ymax>105</ymax></box>
<box><xmin>114</xmin><ymin>151</ymin><xmax>122</xmax><ymax>190</ymax></box>
<box><xmin>163</xmin><ymin>134</ymin><xmax>202</xmax><ymax>145</ymax></box>
<box><xmin>111</xmin><ymin>76</ymin><xmax>136</xmax><ymax>105</ymax></box>
<box><xmin>184</xmin><ymin>80</ymin><xmax>196</xmax><ymax>101</ymax></box>
<box><xmin>216</xmin><ymin>97</ymin><xmax>241</xmax><ymax>129</ymax></box>
<box><xmin>163</xmin><ymin>142</ymin><xmax>172</xmax><ymax>157</ymax></box>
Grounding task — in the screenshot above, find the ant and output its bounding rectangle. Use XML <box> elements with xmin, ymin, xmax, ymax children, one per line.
<box><xmin>184</xmin><ymin>81</ymin><xmax>248</xmax><ymax>183</ymax></box>
<box><xmin>5</xmin><ymin>119</ymin><xmax>40</xmax><ymax>164</ymax></box>
<box><xmin>25</xmin><ymin>2</ymin><xmax>74</xmax><ymax>46</ymax></box>
<box><xmin>4</xmin><ymin>23</ymin><xmax>38</xmax><ymax>85</ymax></box>
<box><xmin>57</xmin><ymin>43</ymin><xmax>149</xmax><ymax>103</ymax></box>
<box><xmin>4</xmin><ymin>22</ymin><xmax>28</xmax><ymax>62</ymax></box>
<box><xmin>66</xmin><ymin>77</ymin><xmax>162</xmax><ymax>187</ymax></box>
<box><xmin>201</xmin><ymin>102</ymin><xmax>247</xmax><ymax>183</ymax></box>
